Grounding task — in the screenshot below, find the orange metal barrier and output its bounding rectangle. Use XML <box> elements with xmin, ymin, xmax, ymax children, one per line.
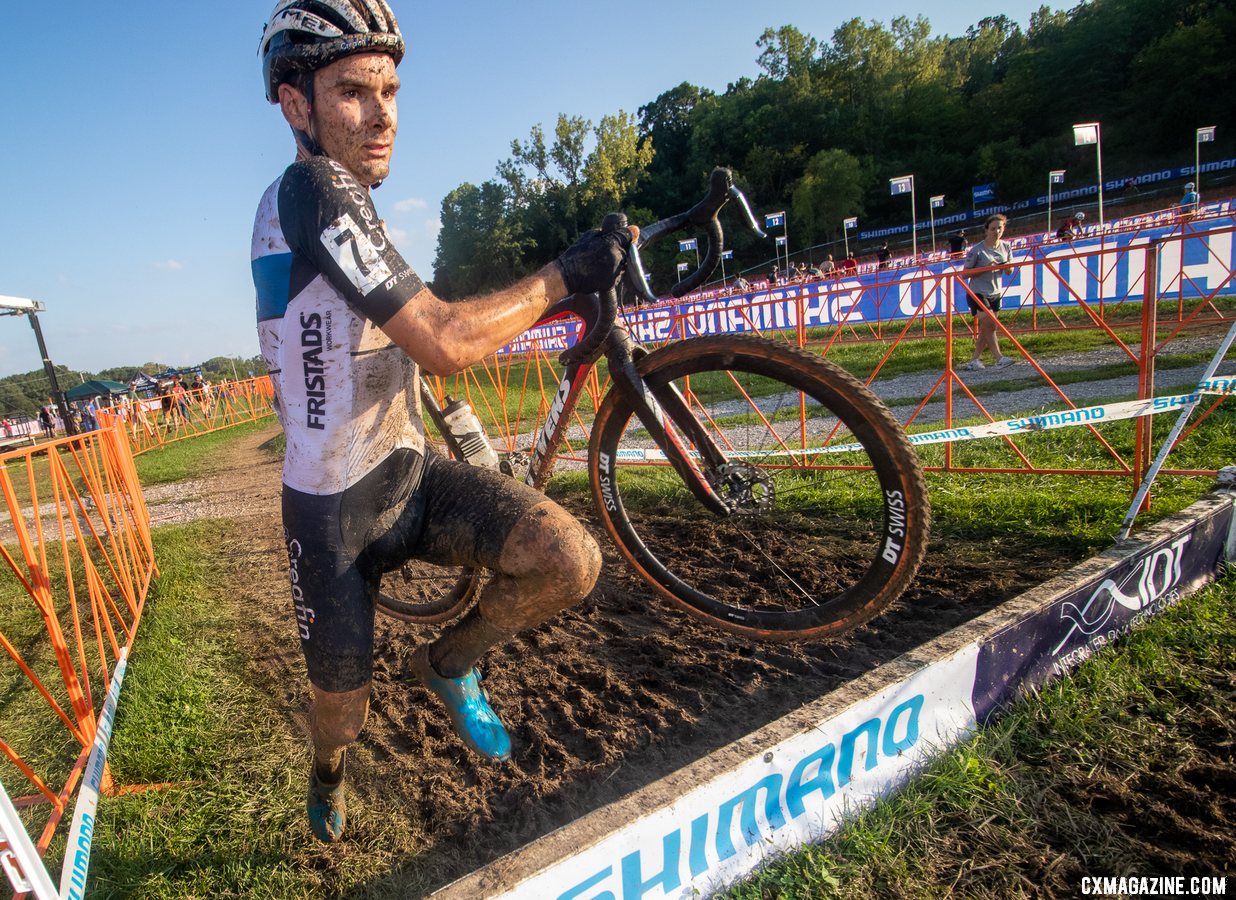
<box><xmin>0</xmin><ymin>424</ymin><xmax>155</xmax><ymax>874</ymax></box>
<box><xmin>96</xmin><ymin>376</ymin><xmax>275</xmax><ymax>457</ymax></box>
<box><xmin>432</xmin><ymin>225</ymin><xmax>1234</xmax><ymax>488</ymax></box>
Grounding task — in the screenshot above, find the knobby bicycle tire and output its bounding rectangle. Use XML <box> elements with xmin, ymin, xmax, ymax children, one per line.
<box><xmin>589</xmin><ymin>333</ymin><xmax>929</xmax><ymax>641</ymax></box>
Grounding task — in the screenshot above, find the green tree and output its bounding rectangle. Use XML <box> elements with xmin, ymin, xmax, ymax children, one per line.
<box><xmin>756</xmin><ymin>25</ymin><xmax>819</xmax><ymax>82</ymax></box>
<box><xmin>583</xmin><ymin>112</ymin><xmax>654</xmax><ymax>210</ymax></box>
<box><xmin>432</xmin><ymin>180</ymin><xmax>529</xmax><ymax>298</ymax></box>
<box><xmin>791</xmin><ymin>149</ymin><xmax>865</xmax><ymax>246</ymax></box>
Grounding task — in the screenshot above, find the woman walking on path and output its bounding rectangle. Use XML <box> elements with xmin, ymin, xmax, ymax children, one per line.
<box><xmin>960</xmin><ymin>214</ymin><xmax>1016</xmax><ymax>371</ymax></box>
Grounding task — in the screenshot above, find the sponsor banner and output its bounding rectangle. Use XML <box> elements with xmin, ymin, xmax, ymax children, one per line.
<box><xmin>491</xmin><ymin>650</ymin><xmax>979</xmax><ymax>900</ymax></box>
<box><xmin>496</xmin><ymin>218</ymin><xmax>1236</xmax><ymax>357</ymax></box>
<box><xmin>59</xmin><ymin>649</ymin><xmax>130</xmax><ymax>900</ymax></box>
<box><xmin>972</xmin><ymin>183</ymin><xmax>996</xmax><ymax>203</ymax></box>
<box><xmin>971</xmin><ymin>502</ymin><xmax>1233</xmax><ymax>722</ymax></box>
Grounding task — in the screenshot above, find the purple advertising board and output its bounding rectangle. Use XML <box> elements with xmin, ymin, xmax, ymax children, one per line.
<box><xmin>970</xmin><ymin>501</ymin><xmax>1233</xmax><ymax>723</ymax></box>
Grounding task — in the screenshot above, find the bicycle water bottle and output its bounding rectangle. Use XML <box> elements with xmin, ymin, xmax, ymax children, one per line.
<box><xmin>440</xmin><ymin>397</ymin><xmax>500</xmax><ymax>469</ymax></box>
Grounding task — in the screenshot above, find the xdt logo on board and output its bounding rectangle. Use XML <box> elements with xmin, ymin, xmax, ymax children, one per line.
<box><xmin>1053</xmin><ymin>534</ymin><xmax>1191</xmax><ymax>655</ymax></box>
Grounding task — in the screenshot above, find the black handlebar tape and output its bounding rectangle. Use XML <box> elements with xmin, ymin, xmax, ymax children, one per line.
<box><xmin>683</xmin><ymin>168</ymin><xmax>734</xmax><ymax>226</ymax></box>
<box><xmin>671</xmin><ymin>217</ymin><xmax>724</xmax><ymax>297</ymax></box>
<box><xmin>559</xmin><ymin>287</ymin><xmax>619</xmax><ymax>366</ymax></box>
<box><xmin>601</xmin><ymin>211</ymin><xmax>629</xmax><ymax>232</ymax></box>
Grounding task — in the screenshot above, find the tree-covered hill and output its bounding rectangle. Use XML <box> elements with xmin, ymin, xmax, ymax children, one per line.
<box><xmin>430</xmin><ymin>0</ymin><xmax>1234</xmax><ymax>296</ymax></box>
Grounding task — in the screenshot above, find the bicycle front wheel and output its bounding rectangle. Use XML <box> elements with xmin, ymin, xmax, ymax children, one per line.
<box><xmin>589</xmin><ymin>334</ymin><xmax>929</xmax><ymax>641</ymax></box>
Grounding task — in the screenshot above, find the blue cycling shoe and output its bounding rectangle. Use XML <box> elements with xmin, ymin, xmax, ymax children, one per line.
<box><xmin>413</xmin><ymin>647</ymin><xmax>512</xmax><ymax>762</ymax></box>
<box><xmin>306</xmin><ymin>762</ymin><xmax>346</xmax><ymax>843</ymax></box>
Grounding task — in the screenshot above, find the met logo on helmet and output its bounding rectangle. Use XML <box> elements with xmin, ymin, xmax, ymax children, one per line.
<box><xmin>265</xmin><ymin>9</ymin><xmax>344</xmax><ymax>43</ymax></box>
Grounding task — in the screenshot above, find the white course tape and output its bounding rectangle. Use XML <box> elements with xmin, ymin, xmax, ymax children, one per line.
<box><xmin>58</xmin><ymin>649</ymin><xmax>129</xmax><ymax>900</ymax></box>
<box><xmin>613</xmin><ymin>379</ymin><xmax>1236</xmax><ymax>462</ymax></box>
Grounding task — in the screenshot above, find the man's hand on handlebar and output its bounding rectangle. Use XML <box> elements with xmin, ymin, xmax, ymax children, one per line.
<box><xmin>555</xmin><ymin>214</ymin><xmax>639</xmax><ymax>296</ymax></box>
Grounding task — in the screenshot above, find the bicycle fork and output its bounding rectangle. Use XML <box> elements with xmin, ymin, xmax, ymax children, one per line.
<box><xmin>604</xmin><ymin>328</ymin><xmax>734</xmax><ymax>518</ymax></box>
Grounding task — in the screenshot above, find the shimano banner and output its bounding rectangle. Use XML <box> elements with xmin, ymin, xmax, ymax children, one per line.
<box><xmin>499</xmin><ymin>216</ymin><xmax>1236</xmax><ymax>357</ymax></box>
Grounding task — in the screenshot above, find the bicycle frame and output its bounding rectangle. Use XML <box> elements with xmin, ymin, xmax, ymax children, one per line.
<box><xmin>421</xmin><ymin>314</ymin><xmax>734</xmax><ymax>515</ymax></box>
<box><xmin>419</xmin><ymin>166</ymin><xmax>766</xmax><ymax>514</ymax></box>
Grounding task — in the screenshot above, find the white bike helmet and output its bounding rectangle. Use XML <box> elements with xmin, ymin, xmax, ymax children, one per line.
<box><xmin>260</xmin><ymin>0</ymin><xmax>403</xmax><ymax>103</ymax></box>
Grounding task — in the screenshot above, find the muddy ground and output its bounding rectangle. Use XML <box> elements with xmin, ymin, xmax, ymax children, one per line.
<box><xmin>174</xmin><ymin>424</ymin><xmax>1231</xmax><ymax>896</ymax></box>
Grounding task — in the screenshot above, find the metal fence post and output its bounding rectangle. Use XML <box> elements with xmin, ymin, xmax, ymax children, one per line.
<box><xmin>1135</xmin><ymin>240</ymin><xmax>1159</xmax><ymax>504</ymax></box>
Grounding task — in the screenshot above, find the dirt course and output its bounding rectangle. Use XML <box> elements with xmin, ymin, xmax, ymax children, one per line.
<box><xmin>170</xmin><ymin>423</ymin><xmax>1231</xmax><ymax>896</ymax></box>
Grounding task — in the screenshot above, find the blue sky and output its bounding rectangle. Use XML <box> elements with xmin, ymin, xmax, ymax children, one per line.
<box><xmin>0</xmin><ymin>0</ymin><xmax>1049</xmax><ymax>379</ymax></box>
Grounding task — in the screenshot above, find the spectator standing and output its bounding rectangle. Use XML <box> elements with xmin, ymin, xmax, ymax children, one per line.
<box><xmin>767</xmin><ymin>264</ymin><xmax>780</xmax><ymax>286</ymax></box>
<box><xmin>948</xmin><ymin>230</ymin><xmax>967</xmax><ymax>259</ymax></box>
<box><xmin>877</xmin><ymin>243</ymin><xmax>892</xmax><ymax>270</ymax></box>
<box><xmin>1179</xmin><ymin>182</ymin><xmax>1200</xmax><ymax>218</ymax></box>
<box><xmin>157</xmin><ymin>381</ymin><xmax>175</xmax><ymax>429</ymax></box>
<box><xmin>38</xmin><ymin>406</ymin><xmax>54</xmax><ymax>440</ymax></box>
<box><xmin>170</xmin><ymin>376</ymin><xmax>191</xmax><ymax>424</ymax></box>
<box><xmin>960</xmin><ymin>214</ymin><xmax>1016</xmax><ymax>371</ymax></box>
<box><xmin>820</xmin><ymin>254</ymin><xmax>836</xmax><ymax>276</ymax></box>
<box><xmin>733</xmin><ymin>275</ymin><xmax>751</xmax><ymax>294</ymax></box>
<box><xmin>841</xmin><ymin>252</ymin><xmax>858</xmax><ymax>275</ymax></box>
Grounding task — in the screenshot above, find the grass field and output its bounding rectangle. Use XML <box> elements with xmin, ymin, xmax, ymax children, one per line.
<box><xmin>0</xmin><ymin>358</ymin><xmax>1230</xmax><ymax>897</ymax></box>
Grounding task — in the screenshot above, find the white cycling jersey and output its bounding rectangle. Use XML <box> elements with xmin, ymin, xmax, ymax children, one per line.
<box><xmin>252</xmin><ymin>156</ymin><xmax>427</xmax><ymax>496</ymax></box>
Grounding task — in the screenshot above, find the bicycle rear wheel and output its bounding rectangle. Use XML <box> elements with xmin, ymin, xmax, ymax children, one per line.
<box><xmin>589</xmin><ymin>333</ymin><xmax>929</xmax><ymax>641</ymax></box>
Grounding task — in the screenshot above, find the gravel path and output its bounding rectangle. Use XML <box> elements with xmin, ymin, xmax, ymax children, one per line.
<box><xmin>871</xmin><ymin>332</ymin><xmax>1235</xmax><ymax>427</ymax></box>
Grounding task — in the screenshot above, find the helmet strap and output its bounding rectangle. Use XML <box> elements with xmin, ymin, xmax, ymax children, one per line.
<box><xmin>289</xmin><ymin>70</ymin><xmax>326</xmax><ymax>158</ymax></box>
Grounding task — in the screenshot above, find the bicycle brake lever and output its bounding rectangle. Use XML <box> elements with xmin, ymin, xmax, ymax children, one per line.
<box><xmin>625</xmin><ymin>243</ymin><xmax>659</xmax><ymax>304</ymax></box>
<box><xmin>728</xmin><ymin>185</ymin><xmax>767</xmax><ymax>239</ymax></box>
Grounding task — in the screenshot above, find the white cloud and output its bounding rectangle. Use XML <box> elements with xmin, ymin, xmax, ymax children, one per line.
<box><xmin>386</xmin><ymin>227</ymin><xmax>410</xmax><ymax>243</ymax></box>
<box><xmin>424</xmin><ymin>217</ymin><xmax>442</xmax><ymax>236</ymax></box>
<box><xmin>393</xmin><ymin>197</ymin><xmax>428</xmax><ymax>212</ymax></box>
<box><xmin>152</xmin><ymin>260</ymin><xmax>183</xmax><ymax>270</ymax></box>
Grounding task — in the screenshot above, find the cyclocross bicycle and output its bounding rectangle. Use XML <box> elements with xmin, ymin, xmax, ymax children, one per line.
<box><xmin>377</xmin><ymin>169</ymin><xmax>930</xmax><ymax>642</ymax></box>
